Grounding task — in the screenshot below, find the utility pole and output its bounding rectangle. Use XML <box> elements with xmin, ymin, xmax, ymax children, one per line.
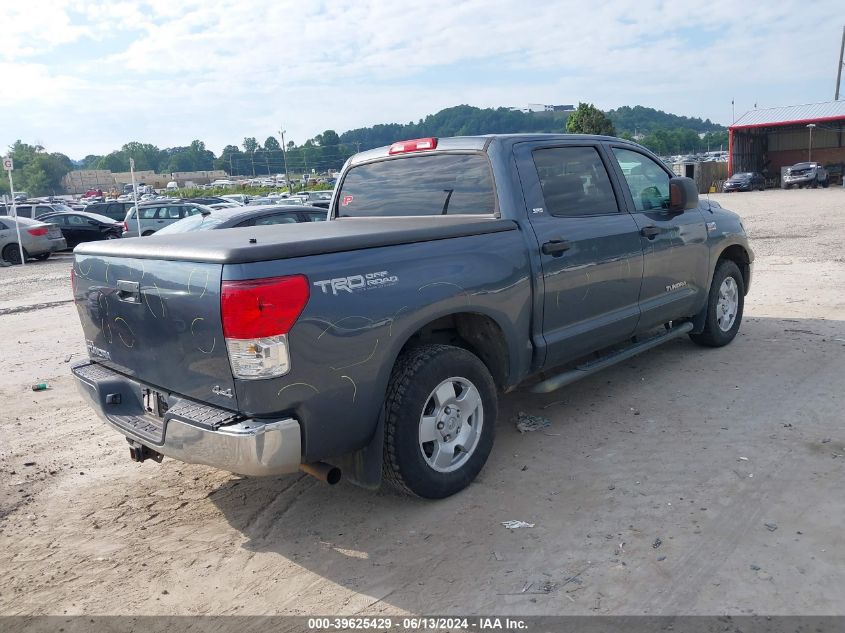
<box><xmin>836</xmin><ymin>25</ymin><xmax>845</xmax><ymax>100</ymax></box>
<box><xmin>807</xmin><ymin>123</ymin><xmax>816</xmax><ymax>162</ymax></box>
<box><xmin>279</xmin><ymin>128</ymin><xmax>292</xmax><ymax>195</ymax></box>
<box><xmin>3</xmin><ymin>156</ymin><xmax>25</xmax><ymax>266</ymax></box>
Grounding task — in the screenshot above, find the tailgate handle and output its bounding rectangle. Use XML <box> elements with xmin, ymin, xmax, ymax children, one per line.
<box><xmin>116</xmin><ymin>280</ymin><xmax>142</xmax><ymax>304</ymax></box>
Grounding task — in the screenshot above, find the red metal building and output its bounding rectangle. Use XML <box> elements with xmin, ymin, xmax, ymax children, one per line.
<box><xmin>729</xmin><ymin>101</ymin><xmax>845</xmax><ymax>184</ymax></box>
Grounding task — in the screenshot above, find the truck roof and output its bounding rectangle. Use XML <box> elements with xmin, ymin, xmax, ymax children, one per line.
<box><xmin>348</xmin><ymin>133</ymin><xmax>627</xmax><ymax>166</ymax></box>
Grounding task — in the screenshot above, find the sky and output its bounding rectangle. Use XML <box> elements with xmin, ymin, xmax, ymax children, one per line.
<box><xmin>1</xmin><ymin>0</ymin><xmax>842</xmax><ymax>160</ymax></box>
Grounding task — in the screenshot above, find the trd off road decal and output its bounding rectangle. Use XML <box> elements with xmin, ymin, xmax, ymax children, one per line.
<box><xmin>313</xmin><ymin>270</ymin><xmax>399</xmax><ymax>296</ymax></box>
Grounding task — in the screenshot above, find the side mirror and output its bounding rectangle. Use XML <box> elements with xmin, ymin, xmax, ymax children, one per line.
<box><xmin>668</xmin><ymin>177</ymin><xmax>699</xmax><ymax>212</ymax></box>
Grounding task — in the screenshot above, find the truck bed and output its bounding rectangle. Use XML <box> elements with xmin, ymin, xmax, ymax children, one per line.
<box><xmin>74</xmin><ymin>216</ymin><xmax>517</xmax><ymax>263</ymax></box>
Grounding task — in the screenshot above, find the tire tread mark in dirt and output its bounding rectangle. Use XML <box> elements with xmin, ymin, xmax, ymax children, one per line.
<box><xmin>240</xmin><ymin>474</ymin><xmax>314</xmax><ymax>540</ymax></box>
<box><xmin>0</xmin><ymin>299</ymin><xmax>73</xmax><ymax>316</ymax></box>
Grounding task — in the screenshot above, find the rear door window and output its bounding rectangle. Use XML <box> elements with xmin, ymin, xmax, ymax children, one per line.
<box><xmin>336</xmin><ymin>153</ymin><xmax>495</xmax><ymax>217</ymax></box>
<box><xmin>139</xmin><ymin>207</ymin><xmax>160</xmax><ymax>219</ymax></box>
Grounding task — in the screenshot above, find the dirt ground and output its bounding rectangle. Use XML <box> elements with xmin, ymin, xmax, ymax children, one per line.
<box><xmin>1</xmin><ymin>189</ymin><xmax>844</xmax><ymax>616</ymax></box>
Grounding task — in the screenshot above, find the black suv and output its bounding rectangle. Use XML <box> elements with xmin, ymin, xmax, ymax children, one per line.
<box><xmin>82</xmin><ymin>201</ymin><xmax>138</xmax><ymax>222</ymax></box>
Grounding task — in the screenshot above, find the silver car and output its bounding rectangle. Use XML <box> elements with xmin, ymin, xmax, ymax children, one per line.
<box><xmin>0</xmin><ymin>216</ymin><xmax>67</xmax><ymax>264</ymax></box>
<box><xmin>122</xmin><ymin>201</ymin><xmax>211</xmax><ymax>237</ymax></box>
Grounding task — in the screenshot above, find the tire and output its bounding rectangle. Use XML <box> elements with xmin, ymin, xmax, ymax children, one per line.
<box><xmin>783</xmin><ymin>183</ymin><xmax>792</xmax><ymax>190</ymax></box>
<box><xmin>821</xmin><ymin>178</ymin><xmax>830</xmax><ymax>189</ymax></box>
<box><xmin>34</xmin><ymin>253</ymin><xmax>51</xmax><ymax>261</ymax></box>
<box><xmin>142</xmin><ymin>230</ymin><xmax>155</xmax><ymax>237</ymax></box>
<box><xmin>689</xmin><ymin>259</ymin><xmax>745</xmax><ymax>348</ymax></box>
<box><xmin>383</xmin><ymin>344</ymin><xmax>497</xmax><ymax>498</ymax></box>
<box><xmin>811</xmin><ymin>177</ymin><xmax>818</xmax><ymax>189</ymax></box>
<box><xmin>2</xmin><ymin>244</ymin><xmax>24</xmax><ymax>265</ymax></box>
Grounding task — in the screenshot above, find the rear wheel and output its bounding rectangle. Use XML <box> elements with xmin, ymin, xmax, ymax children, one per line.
<box><xmin>821</xmin><ymin>178</ymin><xmax>830</xmax><ymax>189</ymax></box>
<box><xmin>141</xmin><ymin>230</ymin><xmax>155</xmax><ymax>236</ymax></box>
<box><xmin>2</xmin><ymin>244</ymin><xmax>24</xmax><ymax>265</ymax></box>
<box><xmin>383</xmin><ymin>344</ymin><xmax>497</xmax><ymax>498</ymax></box>
<box><xmin>33</xmin><ymin>253</ymin><xmax>51</xmax><ymax>261</ymax></box>
<box><xmin>690</xmin><ymin>260</ymin><xmax>745</xmax><ymax>348</ymax></box>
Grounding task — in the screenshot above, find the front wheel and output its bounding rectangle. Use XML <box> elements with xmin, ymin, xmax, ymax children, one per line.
<box><xmin>821</xmin><ymin>178</ymin><xmax>830</xmax><ymax>189</ymax></box>
<box><xmin>690</xmin><ymin>260</ymin><xmax>745</xmax><ymax>348</ymax></box>
<box><xmin>383</xmin><ymin>344</ymin><xmax>497</xmax><ymax>498</ymax></box>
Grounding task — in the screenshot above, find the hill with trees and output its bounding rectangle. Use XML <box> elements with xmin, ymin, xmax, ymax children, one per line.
<box><xmin>2</xmin><ymin>104</ymin><xmax>730</xmax><ymax>196</ymax></box>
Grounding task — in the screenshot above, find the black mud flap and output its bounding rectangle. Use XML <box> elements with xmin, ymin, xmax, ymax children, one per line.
<box><xmin>334</xmin><ymin>407</ymin><xmax>385</xmax><ymax>490</ymax></box>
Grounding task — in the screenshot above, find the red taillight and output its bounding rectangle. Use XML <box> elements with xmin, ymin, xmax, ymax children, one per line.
<box><xmin>123</xmin><ymin>221</ymin><xmax>128</xmax><ymax>233</ymax></box>
<box><xmin>221</xmin><ymin>275</ymin><xmax>309</xmax><ymax>339</ymax></box>
<box><xmin>388</xmin><ymin>137</ymin><xmax>438</xmax><ymax>155</ymax></box>
<box><xmin>27</xmin><ymin>227</ymin><xmax>48</xmax><ymax>237</ymax></box>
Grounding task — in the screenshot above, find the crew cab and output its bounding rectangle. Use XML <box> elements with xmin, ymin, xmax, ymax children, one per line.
<box><xmin>70</xmin><ymin>134</ymin><xmax>753</xmax><ymax>498</ymax></box>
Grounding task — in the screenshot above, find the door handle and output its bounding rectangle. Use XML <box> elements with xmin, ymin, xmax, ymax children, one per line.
<box><xmin>541</xmin><ymin>239</ymin><xmax>571</xmax><ymax>256</ymax></box>
<box><xmin>640</xmin><ymin>226</ymin><xmax>661</xmax><ymax>239</ymax></box>
<box><xmin>116</xmin><ymin>280</ymin><xmax>142</xmax><ymax>304</ymax></box>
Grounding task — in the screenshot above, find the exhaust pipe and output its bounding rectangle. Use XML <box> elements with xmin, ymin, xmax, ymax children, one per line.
<box><xmin>299</xmin><ymin>461</ymin><xmax>341</xmax><ymax>485</ymax></box>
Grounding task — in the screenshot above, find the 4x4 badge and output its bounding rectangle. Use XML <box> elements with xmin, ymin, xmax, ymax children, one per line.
<box><xmin>212</xmin><ymin>386</ymin><xmax>233</xmax><ymax>398</ymax></box>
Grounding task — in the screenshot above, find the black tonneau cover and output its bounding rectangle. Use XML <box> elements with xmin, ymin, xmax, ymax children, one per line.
<box><xmin>74</xmin><ymin>216</ymin><xmax>517</xmax><ymax>264</ymax></box>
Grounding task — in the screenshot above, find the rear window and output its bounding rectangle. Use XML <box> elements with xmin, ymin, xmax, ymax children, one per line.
<box><xmin>336</xmin><ymin>153</ymin><xmax>495</xmax><ymax>217</ymax></box>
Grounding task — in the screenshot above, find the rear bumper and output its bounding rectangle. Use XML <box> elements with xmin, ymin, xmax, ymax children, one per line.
<box><xmin>28</xmin><ymin>237</ymin><xmax>66</xmax><ymax>255</ymax></box>
<box><xmin>72</xmin><ymin>360</ymin><xmax>302</xmax><ymax>476</ymax></box>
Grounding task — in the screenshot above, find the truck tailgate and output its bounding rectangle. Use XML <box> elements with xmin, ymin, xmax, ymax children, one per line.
<box><xmin>72</xmin><ymin>254</ymin><xmax>236</xmax><ymax>409</ymax></box>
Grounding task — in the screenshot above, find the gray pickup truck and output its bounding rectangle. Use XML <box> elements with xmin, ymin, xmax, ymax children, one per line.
<box><xmin>71</xmin><ymin>134</ymin><xmax>753</xmax><ymax>498</ymax></box>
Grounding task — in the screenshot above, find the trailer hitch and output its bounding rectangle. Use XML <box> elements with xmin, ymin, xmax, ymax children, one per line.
<box><xmin>127</xmin><ymin>440</ymin><xmax>163</xmax><ymax>464</ymax></box>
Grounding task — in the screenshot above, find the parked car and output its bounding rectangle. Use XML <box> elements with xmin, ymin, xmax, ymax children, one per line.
<box><xmin>0</xmin><ymin>202</ymin><xmax>75</xmax><ymax>218</ymax></box>
<box><xmin>82</xmin><ymin>201</ymin><xmax>137</xmax><ymax>222</ymax></box>
<box><xmin>219</xmin><ymin>194</ymin><xmax>248</xmax><ymax>205</ymax></box>
<box><xmin>153</xmin><ymin>204</ymin><xmax>327</xmax><ymax>235</ymax></box>
<box><xmin>294</xmin><ymin>190</ymin><xmax>333</xmax><ymax>204</ymax></box>
<box><xmin>0</xmin><ymin>216</ymin><xmax>66</xmax><ymax>263</ymax></box>
<box><xmin>71</xmin><ymin>134</ymin><xmax>753</xmax><ymax>499</ymax></box>
<box><xmin>782</xmin><ymin>162</ymin><xmax>829</xmax><ymax>189</ymax></box>
<box><xmin>122</xmin><ymin>201</ymin><xmax>212</xmax><ymax>237</ymax></box>
<box><xmin>183</xmin><ymin>196</ymin><xmax>230</xmax><ymax>206</ymax></box>
<box><xmin>36</xmin><ymin>211</ymin><xmax>122</xmax><ymax>248</ymax></box>
<box><xmin>723</xmin><ymin>172</ymin><xmax>765</xmax><ymax>192</ymax></box>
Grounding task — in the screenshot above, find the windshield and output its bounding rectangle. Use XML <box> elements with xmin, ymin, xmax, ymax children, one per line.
<box><xmin>155</xmin><ymin>213</ymin><xmax>228</xmax><ymax>234</ymax></box>
<box><xmin>337</xmin><ymin>153</ymin><xmax>495</xmax><ymax>217</ymax></box>
<box><xmin>731</xmin><ymin>173</ymin><xmax>752</xmax><ymax>179</ymax></box>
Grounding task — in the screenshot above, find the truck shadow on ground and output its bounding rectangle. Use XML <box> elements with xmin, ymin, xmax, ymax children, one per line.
<box><xmin>206</xmin><ymin>315</ymin><xmax>845</xmax><ymax>613</ymax></box>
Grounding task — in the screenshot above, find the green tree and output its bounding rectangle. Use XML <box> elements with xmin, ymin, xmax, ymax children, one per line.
<box><xmin>565</xmin><ymin>103</ymin><xmax>616</xmax><ymax>136</ymax></box>
<box><xmin>263</xmin><ymin>136</ymin><xmax>281</xmax><ymax>151</ymax></box>
<box><xmin>1</xmin><ymin>141</ymin><xmax>73</xmax><ymax>195</ymax></box>
<box><xmin>121</xmin><ymin>142</ymin><xmax>165</xmax><ymax>171</ymax></box>
<box><xmin>214</xmin><ymin>145</ymin><xmax>246</xmax><ymax>176</ymax></box>
<box><xmin>242</xmin><ymin>137</ymin><xmax>259</xmax><ymax>153</ymax></box>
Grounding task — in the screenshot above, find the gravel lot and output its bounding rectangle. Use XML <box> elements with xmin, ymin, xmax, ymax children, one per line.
<box><xmin>1</xmin><ymin>189</ymin><xmax>844</xmax><ymax>616</ymax></box>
